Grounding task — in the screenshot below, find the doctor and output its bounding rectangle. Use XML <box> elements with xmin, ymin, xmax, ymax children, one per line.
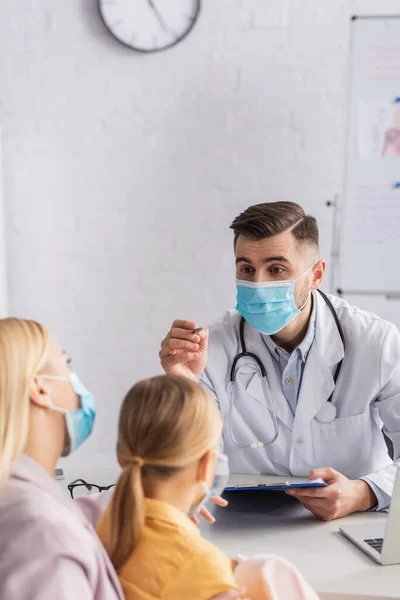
<box><xmin>159</xmin><ymin>201</ymin><xmax>400</xmax><ymax>521</ymax></box>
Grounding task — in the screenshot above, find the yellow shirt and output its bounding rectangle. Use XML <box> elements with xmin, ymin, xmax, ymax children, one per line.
<box><xmin>97</xmin><ymin>498</ymin><xmax>238</xmax><ymax>600</ymax></box>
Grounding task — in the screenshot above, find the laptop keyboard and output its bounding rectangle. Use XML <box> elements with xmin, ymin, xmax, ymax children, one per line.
<box><xmin>364</xmin><ymin>538</ymin><xmax>383</xmax><ymax>553</ymax></box>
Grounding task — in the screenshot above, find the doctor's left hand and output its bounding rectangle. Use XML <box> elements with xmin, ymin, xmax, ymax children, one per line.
<box><xmin>286</xmin><ymin>467</ymin><xmax>377</xmax><ymax>521</ymax></box>
<box><xmin>190</xmin><ymin>495</ymin><xmax>228</xmax><ymax>525</ymax></box>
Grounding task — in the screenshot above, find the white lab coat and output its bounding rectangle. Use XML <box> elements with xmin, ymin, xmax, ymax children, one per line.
<box><xmin>200</xmin><ymin>292</ymin><xmax>400</xmax><ymax>498</ymax></box>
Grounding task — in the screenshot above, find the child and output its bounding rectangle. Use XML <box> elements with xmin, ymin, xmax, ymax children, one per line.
<box><xmin>97</xmin><ymin>374</ymin><xmax>319</xmax><ymax>600</ymax></box>
<box><xmin>97</xmin><ymin>374</ymin><xmax>239</xmax><ymax>600</ymax></box>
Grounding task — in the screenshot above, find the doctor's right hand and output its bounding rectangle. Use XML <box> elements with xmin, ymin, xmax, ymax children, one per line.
<box><xmin>159</xmin><ymin>319</ymin><xmax>209</xmax><ymax>382</ymax></box>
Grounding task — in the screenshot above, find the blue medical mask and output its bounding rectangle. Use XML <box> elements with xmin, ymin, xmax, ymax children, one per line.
<box><xmin>189</xmin><ymin>451</ymin><xmax>230</xmax><ymax>517</ymax></box>
<box><xmin>41</xmin><ymin>373</ymin><xmax>96</xmax><ymax>456</ymax></box>
<box><xmin>236</xmin><ymin>265</ymin><xmax>314</xmax><ymax>336</ymax></box>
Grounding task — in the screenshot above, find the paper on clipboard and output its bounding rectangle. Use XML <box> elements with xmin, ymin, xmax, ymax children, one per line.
<box><xmin>225</xmin><ymin>476</ymin><xmax>327</xmax><ymax>492</ymax></box>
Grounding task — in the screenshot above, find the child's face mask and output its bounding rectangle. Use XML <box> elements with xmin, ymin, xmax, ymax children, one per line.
<box><xmin>189</xmin><ymin>451</ymin><xmax>230</xmax><ymax>517</ymax></box>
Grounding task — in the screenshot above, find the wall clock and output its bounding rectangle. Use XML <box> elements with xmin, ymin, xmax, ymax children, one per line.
<box><xmin>99</xmin><ymin>0</ymin><xmax>201</xmax><ymax>53</ymax></box>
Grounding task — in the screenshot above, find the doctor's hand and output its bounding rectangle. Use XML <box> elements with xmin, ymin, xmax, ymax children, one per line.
<box><xmin>159</xmin><ymin>319</ymin><xmax>209</xmax><ymax>382</ymax></box>
<box><xmin>286</xmin><ymin>467</ymin><xmax>377</xmax><ymax>521</ymax></box>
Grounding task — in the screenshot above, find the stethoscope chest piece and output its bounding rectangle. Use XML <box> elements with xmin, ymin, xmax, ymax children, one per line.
<box><xmin>315</xmin><ymin>401</ymin><xmax>337</xmax><ymax>423</ymax></box>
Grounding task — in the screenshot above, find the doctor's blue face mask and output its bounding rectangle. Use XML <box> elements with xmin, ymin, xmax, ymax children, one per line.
<box><xmin>40</xmin><ymin>373</ymin><xmax>96</xmax><ymax>456</ymax></box>
<box><xmin>236</xmin><ymin>264</ymin><xmax>315</xmax><ymax>336</ymax></box>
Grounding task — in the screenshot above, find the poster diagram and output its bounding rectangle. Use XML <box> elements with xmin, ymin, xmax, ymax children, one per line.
<box><xmin>350</xmin><ymin>185</ymin><xmax>400</xmax><ymax>244</ymax></box>
<box><xmin>358</xmin><ymin>102</ymin><xmax>400</xmax><ymax>159</ymax></box>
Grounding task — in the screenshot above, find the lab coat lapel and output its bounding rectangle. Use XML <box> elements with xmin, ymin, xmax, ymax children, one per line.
<box><xmin>292</xmin><ymin>291</ymin><xmax>344</xmax><ymax>443</ymax></box>
<box><xmin>244</xmin><ymin>321</ymin><xmax>294</xmax><ymax>432</ymax></box>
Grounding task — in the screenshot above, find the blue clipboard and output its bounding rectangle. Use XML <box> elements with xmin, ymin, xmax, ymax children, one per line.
<box><xmin>225</xmin><ymin>477</ymin><xmax>327</xmax><ymax>492</ymax></box>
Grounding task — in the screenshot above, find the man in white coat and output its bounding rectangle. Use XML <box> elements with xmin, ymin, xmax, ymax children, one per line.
<box><xmin>159</xmin><ymin>201</ymin><xmax>400</xmax><ymax>521</ymax></box>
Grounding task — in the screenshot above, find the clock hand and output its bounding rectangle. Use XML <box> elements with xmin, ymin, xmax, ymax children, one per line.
<box><xmin>147</xmin><ymin>0</ymin><xmax>169</xmax><ymax>33</ymax></box>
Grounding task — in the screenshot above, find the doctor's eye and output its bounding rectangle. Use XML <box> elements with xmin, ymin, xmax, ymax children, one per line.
<box><xmin>240</xmin><ymin>266</ymin><xmax>255</xmax><ymax>274</ymax></box>
<box><xmin>269</xmin><ymin>266</ymin><xmax>286</xmax><ymax>275</ymax></box>
<box><xmin>67</xmin><ymin>357</ymin><xmax>72</xmax><ymax>368</ymax></box>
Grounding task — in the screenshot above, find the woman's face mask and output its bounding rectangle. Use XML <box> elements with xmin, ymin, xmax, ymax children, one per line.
<box><xmin>189</xmin><ymin>451</ymin><xmax>230</xmax><ymax>517</ymax></box>
<box><xmin>40</xmin><ymin>373</ymin><xmax>96</xmax><ymax>456</ymax></box>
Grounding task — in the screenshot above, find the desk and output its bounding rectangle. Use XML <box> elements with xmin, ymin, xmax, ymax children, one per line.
<box><xmin>201</xmin><ymin>490</ymin><xmax>400</xmax><ymax>600</ymax></box>
<box><xmin>60</xmin><ymin>468</ymin><xmax>400</xmax><ymax>600</ymax></box>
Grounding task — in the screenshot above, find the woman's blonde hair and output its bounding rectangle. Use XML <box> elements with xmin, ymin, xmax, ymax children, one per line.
<box><xmin>0</xmin><ymin>318</ymin><xmax>49</xmax><ymax>488</ymax></box>
<box><xmin>107</xmin><ymin>374</ymin><xmax>222</xmax><ymax>571</ymax></box>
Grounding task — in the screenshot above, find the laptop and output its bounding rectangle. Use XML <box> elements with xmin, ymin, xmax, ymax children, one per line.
<box><xmin>225</xmin><ymin>473</ymin><xmax>326</xmax><ymax>491</ymax></box>
<box><xmin>339</xmin><ymin>468</ymin><xmax>400</xmax><ymax>565</ymax></box>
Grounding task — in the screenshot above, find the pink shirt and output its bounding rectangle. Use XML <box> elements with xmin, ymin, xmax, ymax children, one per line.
<box><xmin>0</xmin><ymin>456</ymin><xmax>123</xmax><ymax>600</ymax></box>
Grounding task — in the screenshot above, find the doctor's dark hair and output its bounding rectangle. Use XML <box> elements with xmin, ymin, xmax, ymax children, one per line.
<box><xmin>105</xmin><ymin>374</ymin><xmax>222</xmax><ymax>572</ymax></box>
<box><xmin>230</xmin><ymin>202</ymin><xmax>319</xmax><ymax>251</ymax></box>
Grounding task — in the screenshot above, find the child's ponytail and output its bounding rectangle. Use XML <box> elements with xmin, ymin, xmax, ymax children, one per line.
<box><xmin>108</xmin><ymin>458</ymin><xmax>145</xmax><ymax>571</ymax></box>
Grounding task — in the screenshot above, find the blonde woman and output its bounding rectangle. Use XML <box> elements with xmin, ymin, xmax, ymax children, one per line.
<box><xmin>0</xmin><ymin>317</ymin><xmax>124</xmax><ymax>600</ymax></box>
<box><xmin>0</xmin><ymin>318</ymin><xmax>242</xmax><ymax>600</ymax></box>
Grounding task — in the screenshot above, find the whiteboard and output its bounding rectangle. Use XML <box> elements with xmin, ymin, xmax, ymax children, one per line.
<box><xmin>0</xmin><ymin>128</ymin><xmax>7</xmax><ymax>317</ymax></box>
<box><xmin>337</xmin><ymin>16</ymin><xmax>400</xmax><ymax>295</ymax></box>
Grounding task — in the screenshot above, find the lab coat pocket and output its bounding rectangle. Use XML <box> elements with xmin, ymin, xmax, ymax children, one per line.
<box><xmin>311</xmin><ymin>411</ymin><xmax>372</xmax><ymax>479</ymax></box>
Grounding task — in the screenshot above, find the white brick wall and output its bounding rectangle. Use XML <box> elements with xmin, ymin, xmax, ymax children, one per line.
<box><xmin>0</xmin><ymin>0</ymin><xmax>399</xmax><ymax>467</ymax></box>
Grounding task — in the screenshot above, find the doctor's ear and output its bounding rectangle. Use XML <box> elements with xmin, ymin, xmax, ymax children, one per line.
<box><xmin>311</xmin><ymin>260</ymin><xmax>326</xmax><ymax>289</ymax></box>
<box><xmin>29</xmin><ymin>376</ymin><xmax>52</xmax><ymax>409</ymax></box>
<box><xmin>197</xmin><ymin>450</ymin><xmax>217</xmax><ymax>486</ymax></box>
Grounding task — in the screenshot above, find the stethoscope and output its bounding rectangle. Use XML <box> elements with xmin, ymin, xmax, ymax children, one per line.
<box><xmin>229</xmin><ymin>290</ymin><xmax>346</xmax><ymax>449</ymax></box>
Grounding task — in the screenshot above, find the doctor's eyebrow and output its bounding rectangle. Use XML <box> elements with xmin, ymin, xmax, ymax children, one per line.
<box><xmin>235</xmin><ymin>255</ymin><xmax>290</xmax><ymax>265</ymax></box>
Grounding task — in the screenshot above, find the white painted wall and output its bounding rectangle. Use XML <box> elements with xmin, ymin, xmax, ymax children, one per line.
<box><xmin>0</xmin><ymin>127</ymin><xmax>7</xmax><ymax>317</ymax></box>
<box><xmin>1</xmin><ymin>0</ymin><xmax>399</xmax><ymax>470</ymax></box>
